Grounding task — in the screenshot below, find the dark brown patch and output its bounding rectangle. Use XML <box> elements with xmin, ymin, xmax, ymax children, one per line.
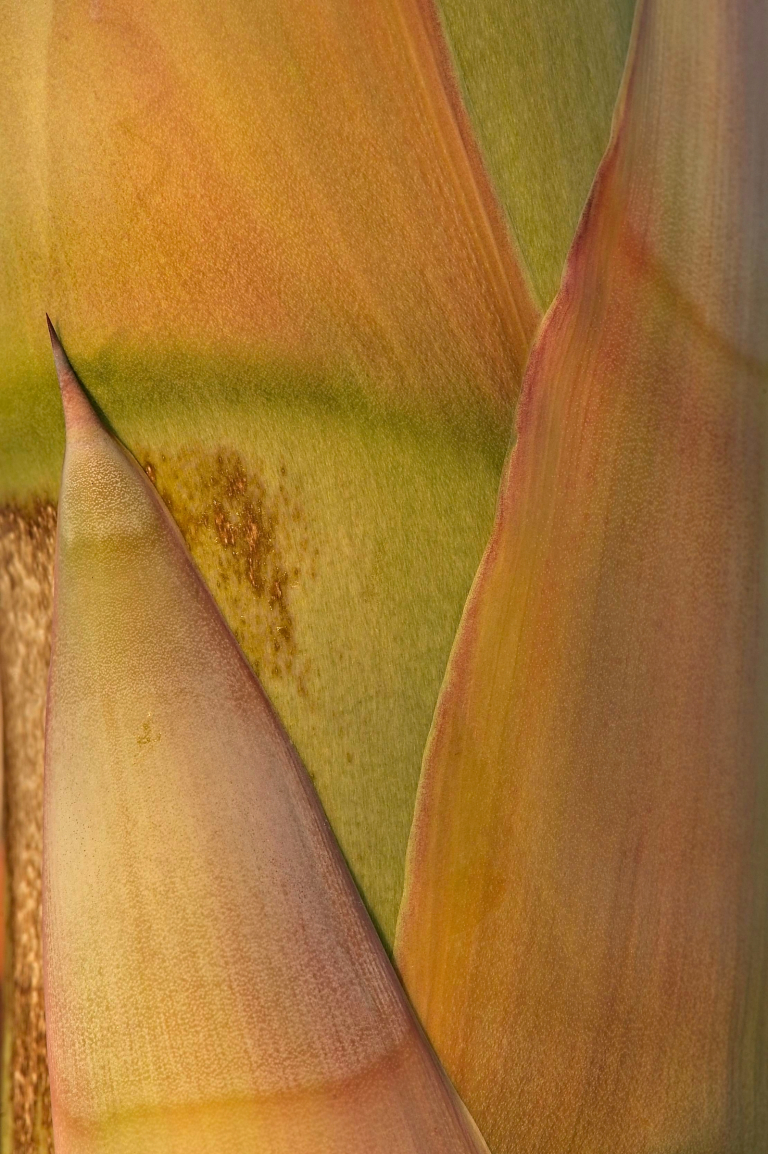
<box><xmin>0</xmin><ymin>503</ymin><xmax>56</xmax><ymax>1154</ymax></box>
<box><xmin>140</xmin><ymin>448</ymin><xmax>313</xmax><ymax>697</ymax></box>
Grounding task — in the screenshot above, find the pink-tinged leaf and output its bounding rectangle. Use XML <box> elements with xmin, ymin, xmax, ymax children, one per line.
<box><xmin>396</xmin><ymin>0</ymin><xmax>768</xmax><ymax>1150</ymax></box>
<box><xmin>42</xmin><ymin>324</ymin><xmax>489</xmax><ymax>1154</ymax></box>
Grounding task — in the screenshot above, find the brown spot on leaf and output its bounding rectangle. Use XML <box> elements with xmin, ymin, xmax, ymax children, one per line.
<box><xmin>141</xmin><ymin>448</ymin><xmax>313</xmax><ymax>697</ymax></box>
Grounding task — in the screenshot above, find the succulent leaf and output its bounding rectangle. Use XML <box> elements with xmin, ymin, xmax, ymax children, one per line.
<box><xmin>396</xmin><ymin>0</ymin><xmax>768</xmax><ymax>1149</ymax></box>
<box><xmin>0</xmin><ymin>0</ymin><xmax>539</xmax><ymax>952</ymax></box>
<box><xmin>433</xmin><ymin>0</ymin><xmax>636</xmax><ymax>307</ymax></box>
<box><xmin>0</xmin><ymin>0</ymin><xmax>538</xmax><ymax>497</ymax></box>
<box><xmin>43</xmin><ymin>325</ymin><xmax>490</xmax><ymax>1154</ymax></box>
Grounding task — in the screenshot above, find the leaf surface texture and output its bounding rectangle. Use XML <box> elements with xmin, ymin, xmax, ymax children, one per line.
<box><xmin>43</xmin><ymin>329</ymin><xmax>490</xmax><ymax>1154</ymax></box>
<box><xmin>396</xmin><ymin>0</ymin><xmax>768</xmax><ymax>1148</ymax></box>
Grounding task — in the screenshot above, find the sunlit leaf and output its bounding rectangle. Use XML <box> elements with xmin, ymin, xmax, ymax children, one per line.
<box><xmin>43</xmin><ymin>324</ymin><xmax>490</xmax><ymax>1154</ymax></box>
<box><xmin>0</xmin><ymin>0</ymin><xmax>539</xmax><ymax>954</ymax></box>
<box><xmin>0</xmin><ymin>0</ymin><xmax>537</xmax><ymax>495</ymax></box>
<box><xmin>396</xmin><ymin>0</ymin><xmax>768</xmax><ymax>1148</ymax></box>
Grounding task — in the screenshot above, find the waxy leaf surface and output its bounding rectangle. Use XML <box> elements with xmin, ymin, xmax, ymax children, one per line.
<box><xmin>43</xmin><ymin>329</ymin><xmax>490</xmax><ymax>1154</ymax></box>
<box><xmin>0</xmin><ymin>0</ymin><xmax>538</xmax><ymax>949</ymax></box>
<box><xmin>396</xmin><ymin>0</ymin><xmax>768</xmax><ymax>1149</ymax></box>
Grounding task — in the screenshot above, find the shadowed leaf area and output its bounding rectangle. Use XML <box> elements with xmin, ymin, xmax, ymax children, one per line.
<box><xmin>434</xmin><ymin>0</ymin><xmax>636</xmax><ymax>306</ymax></box>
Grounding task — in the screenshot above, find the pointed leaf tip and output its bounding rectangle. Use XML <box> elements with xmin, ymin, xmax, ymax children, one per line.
<box><xmin>46</xmin><ymin>320</ymin><xmax>98</xmax><ymax>436</ymax></box>
<box><xmin>43</xmin><ymin>362</ymin><xmax>488</xmax><ymax>1153</ymax></box>
<box><xmin>396</xmin><ymin>0</ymin><xmax>768</xmax><ymax>1149</ymax></box>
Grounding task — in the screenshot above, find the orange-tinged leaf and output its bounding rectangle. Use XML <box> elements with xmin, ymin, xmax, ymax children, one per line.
<box><xmin>43</xmin><ymin>325</ymin><xmax>490</xmax><ymax>1154</ymax></box>
<box><xmin>1</xmin><ymin>0</ymin><xmax>538</xmax><ymax>954</ymax></box>
<box><xmin>1</xmin><ymin>0</ymin><xmax>538</xmax><ymax>492</ymax></box>
<box><xmin>396</xmin><ymin>0</ymin><xmax>768</xmax><ymax>1150</ymax></box>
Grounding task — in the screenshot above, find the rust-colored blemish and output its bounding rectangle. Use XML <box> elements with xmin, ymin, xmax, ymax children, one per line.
<box><xmin>136</xmin><ymin>714</ymin><xmax>161</xmax><ymax>750</ymax></box>
<box><xmin>141</xmin><ymin>448</ymin><xmax>313</xmax><ymax>698</ymax></box>
<box><xmin>0</xmin><ymin>503</ymin><xmax>56</xmax><ymax>1154</ymax></box>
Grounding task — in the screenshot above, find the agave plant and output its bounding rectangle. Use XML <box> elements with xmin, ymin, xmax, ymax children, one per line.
<box><xmin>1</xmin><ymin>0</ymin><xmax>765</xmax><ymax>1150</ymax></box>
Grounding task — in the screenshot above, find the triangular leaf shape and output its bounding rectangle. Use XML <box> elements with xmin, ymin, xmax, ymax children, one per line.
<box><xmin>433</xmin><ymin>0</ymin><xmax>636</xmax><ymax>306</ymax></box>
<box><xmin>396</xmin><ymin>0</ymin><xmax>768</xmax><ymax>1149</ymax></box>
<box><xmin>1</xmin><ymin>0</ymin><xmax>539</xmax><ymax>955</ymax></box>
<box><xmin>43</xmin><ymin>325</ymin><xmax>490</xmax><ymax>1154</ymax></box>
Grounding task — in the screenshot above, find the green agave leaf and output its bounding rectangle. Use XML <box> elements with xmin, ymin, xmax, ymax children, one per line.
<box><xmin>434</xmin><ymin>0</ymin><xmax>636</xmax><ymax>307</ymax></box>
<box><xmin>43</xmin><ymin>324</ymin><xmax>490</xmax><ymax>1154</ymax></box>
<box><xmin>396</xmin><ymin>0</ymin><xmax>768</xmax><ymax>1149</ymax></box>
<box><xmin>0</xmin><ymin>0</ymin><xmax>539</xmax><ymax>958</ymax></box>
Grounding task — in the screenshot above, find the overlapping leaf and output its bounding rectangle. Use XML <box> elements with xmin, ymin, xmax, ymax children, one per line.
<box><xmin>0</xmin><ymin>0</ymin><xmax>542</xmax><ymax>949</ymax></box>
<box><xmin>0</xmin><ymin>0</ymin><xmax>538</xmax><ymax>493</ymax></box>
<box><xmin>434</xmin><ymin>0</ymin><xmax>635</xmax><ymax>306</ymax></box>
<box><xmin>396</xmin><ymin>0</ymin><xmax>768</xmax><ymax>1149</ymax></box>
<box><xmin>43</xmin><ymin>326</ymin><xmax>490</xmax><ymax>1154</ymax></box>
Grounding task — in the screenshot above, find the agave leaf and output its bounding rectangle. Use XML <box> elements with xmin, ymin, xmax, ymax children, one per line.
<box><xmin>433</xmin><ymin>0</ymin><xmax>636</xmax><ymax>306</ymax></box>
<box><xmin>0</xmin><ymin>0</ymin><xmax>537</xmax><ymax>494</ymax></box>
<box><xmin>0</xmin><ymin>0</ymin><xmax>539</xmax><ymax>956</ymax></box>
<box><xmin>43</xmin><ymin>324</ymin><xmax>491</xmax><ymax>1154</ymax></box>
<box><xmin>396</xmin><ymin>0</ymin><xmax>768</xmax><ymax>1149</ymax></box>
